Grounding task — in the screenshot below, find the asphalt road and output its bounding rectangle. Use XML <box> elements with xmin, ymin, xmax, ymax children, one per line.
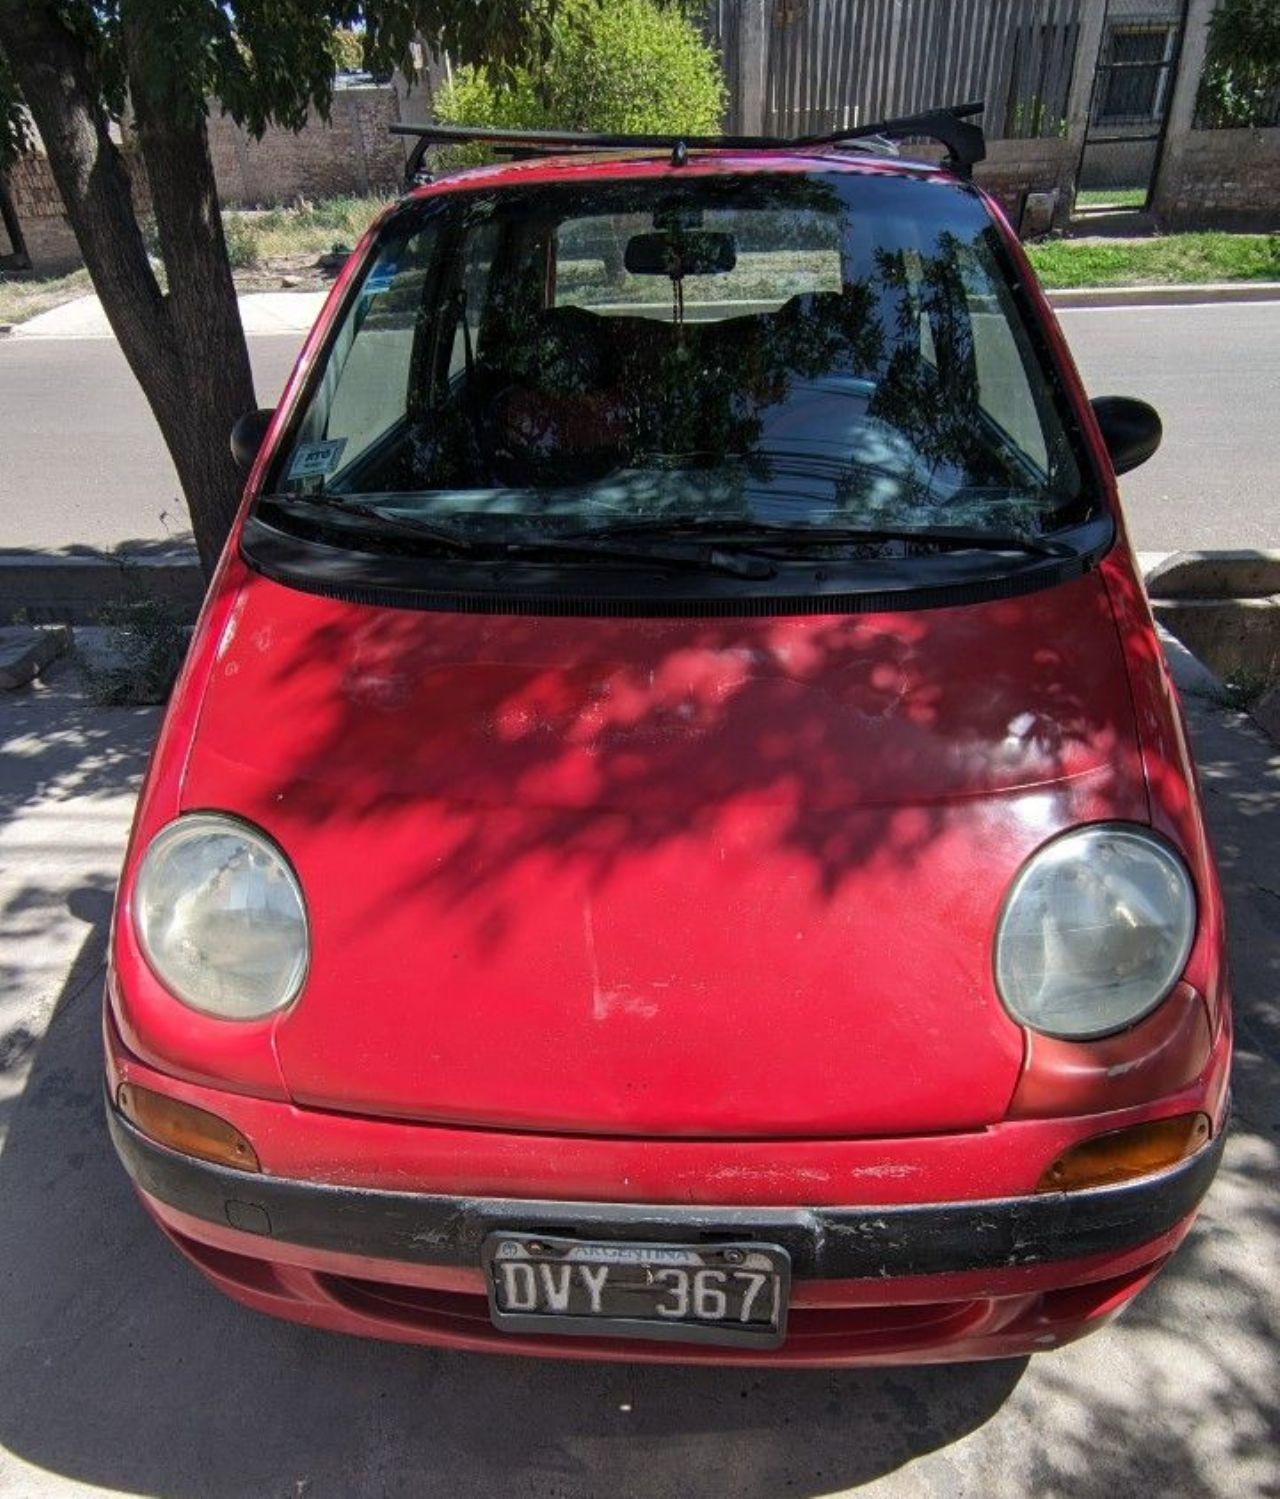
<box><xmin>0</xmin><ymin>300</ymin><xmax>1276</xmax><ymax>555</ymax></box>
<box><xmin>0</xmin><ymin>651</ymin><xmax>1276</xmax><ymax>1498</ymax></box>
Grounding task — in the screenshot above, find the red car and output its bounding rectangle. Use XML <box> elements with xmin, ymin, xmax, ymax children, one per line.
<box><xmin>106</xmin><ymin>109</ymin><xmax>1229</xmax><ymax>1366</ymax></box>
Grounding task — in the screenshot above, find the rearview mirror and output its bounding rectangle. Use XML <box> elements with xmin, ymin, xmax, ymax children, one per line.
<box><xmin>1091</xmin><ymin>396</ymin><xmax>1162</xmax><ymax>477</ymax></box>
<box><xmin>624</xmin><ymin>231</ymin><xmax>737</xmax><ymax>278</ymax></box>
<box><xmin>230</xmin><ymin>407</ymin><xmax>275</xmax><ymax>474</ymax></box>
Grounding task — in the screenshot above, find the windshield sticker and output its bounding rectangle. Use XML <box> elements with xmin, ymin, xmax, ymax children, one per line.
<box><xmin>288</xmin><ymin>439</ymin><xmax>346</xmax><ymax>482</ymax></box>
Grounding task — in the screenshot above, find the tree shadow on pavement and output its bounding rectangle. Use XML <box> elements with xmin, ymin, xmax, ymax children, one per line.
<box><xmin>0</xmin><ymin>659</ymin><xmax>157</xmax><ymax>826</ymax></box>
<box><xmin>981</xmin><ymin>695</ymin><xmax>1280</xmax><ymax>1499</ymax></box>
<box><xmin>0</xmin><ymin>662</ymin><xmax>158</xmax><ymax>1153</ymax></box>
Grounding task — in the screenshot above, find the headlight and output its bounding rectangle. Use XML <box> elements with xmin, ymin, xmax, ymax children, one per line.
<box><xmin>995</xmin><ymin>824</ymin><xmax>1196</xmax><ymax>1040</ymax></box>
<box><xmin>133</xmin><ymin>813</ymin><xmax>309</xmax><ymax>1019</ymax></box>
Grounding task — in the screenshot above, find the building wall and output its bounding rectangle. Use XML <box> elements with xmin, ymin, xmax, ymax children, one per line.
<box><xmin>6</xmin><ymin>134</ymin><xmax>154</xmax><ymax>276</ymax></box>
<box><xmin>0</xmin><ymin>125</ymin><xmax>1085</xmax><ymax>270</ymax></box>
<box><xmin>4</xmin><ymin>85</ymin><xmax>405</xmax><ymax>274</ymax></box>
<box><xmin>5</xmin><ymin>153</ymin><xmax>82</xmax><ymax>274</ymax></box>
<box><xmin>976</xmin><ymin>137</ymin><xmax>1079</xmax><ymax>230</ymax></box>
<box><xmin>1153</xmin><ymin>127</ymin><xmax>1280</xmax><ymax>230</ymax></box>
<box><xmin>207</xmin><ymin>87</ymin><xmax>404</xmax><ymax>206</ymax></box>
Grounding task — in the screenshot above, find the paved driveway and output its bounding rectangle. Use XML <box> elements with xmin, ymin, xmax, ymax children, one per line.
<box><xmin>0</xmin><ymin>659</ymin><xmax>1276</xmax><ymax>1498</ymax></box>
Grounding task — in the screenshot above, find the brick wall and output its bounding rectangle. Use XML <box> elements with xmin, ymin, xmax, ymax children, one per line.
<box><xmin>5</xmin><ymin>142</ymin><xmax>154</xmax><ymax>275</ymax></box>
<box><xmin>207</xmin><ymin>87</ymin><xmax>404</xmax><ymax>206</ymax></box>
<box><xmin>4</xmin><ymin>153</ymin><xmax>81</xmax><ymax>274</ymax></box>
<box><xmin>975</xmin><ymin>138</ymin><xmax>1078</xmax><ymax>232</ymax></box>
<box><xmin>4</xmin><ymin>85</ymin><xmax>405</xmax><ymax>274</ymax></box>
<box><xmin>1152</xmin><ymin>127</ymin><xmax>1280</xmax><ymax>231</ymax></box>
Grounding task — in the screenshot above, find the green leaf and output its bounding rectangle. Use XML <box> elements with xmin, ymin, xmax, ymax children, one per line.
<box><xmin>9</xmin><ymin>2</ymin><xmax>584</xmax><ymax>143</ymax></box>
<box><xmin>434</xmin><ymin>0</ymin><xmax>725</xmax><ymax>140</ymax></box>
<box><xmin>1197</xmin><ymin>0</ymin><xmax>1280</xmax><ymax>128</ymax></box>
<box><xmin>329</xmin><ymin>26</ymin><xmax>363</xmax><ymax>71</ymax></box>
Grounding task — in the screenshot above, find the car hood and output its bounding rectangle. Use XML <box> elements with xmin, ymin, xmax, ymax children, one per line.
<box><xmin>181</xmin><ymin>569</ymin><xmax>1148</xmax><ymax>1137</ymax></box>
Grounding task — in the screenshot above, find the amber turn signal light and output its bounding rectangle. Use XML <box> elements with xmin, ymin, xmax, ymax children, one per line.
<box><xmin>1036</xmin><ymin>1112</ymin><xmax>1211</xmax><ymax>1193</ymax></box>
<box><xmin>117</xmin><ymin>1082</ymin><xmax>260</xmax><ymax>1172</ymax></box>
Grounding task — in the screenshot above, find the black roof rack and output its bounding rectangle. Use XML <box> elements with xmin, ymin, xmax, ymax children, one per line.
<box><xmin>391</xmin><ymin>102</ymin><xmax>986</xmax><ymax>189</ymax></box>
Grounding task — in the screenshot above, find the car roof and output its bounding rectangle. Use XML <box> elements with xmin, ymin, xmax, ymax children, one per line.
<box><xmin>402</xmin><ymin>148</ymin><xmax>960</xmax><ymax>202</ymax></box>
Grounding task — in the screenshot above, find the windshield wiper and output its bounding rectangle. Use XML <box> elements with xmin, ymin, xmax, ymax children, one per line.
<box><xmin>266</xmin><ymin>493</ymin><xmax>477</xmax><ymax>552</ymax></box>
<box><xmin>266</xmin><ymin>495</ymin><xmax>774</xmax><ymax>578</ymax></box>
<box><xmin>560</xmin><ymin>517</ymin><xmax>1074</xmax><ymax>558</ymax></box>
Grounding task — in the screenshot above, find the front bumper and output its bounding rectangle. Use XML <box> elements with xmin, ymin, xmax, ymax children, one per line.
<box><xmin>107</xmin><ymin>1097</ymin><xmax>1223</xmax><ymax>1364</ymax></box>
<box><xmin>109</xmin><ymin>1100</ymin><xmax>1223</xmax><ymax>1282</ymax></box>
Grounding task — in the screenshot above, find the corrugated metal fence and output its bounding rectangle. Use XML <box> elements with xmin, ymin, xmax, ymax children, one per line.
<box><xmin>706</xmin><ymin>0</ymin><xmax>1085</xmax><ymax>140</ymax></box>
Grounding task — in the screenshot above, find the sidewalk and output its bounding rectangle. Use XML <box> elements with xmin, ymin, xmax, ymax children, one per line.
<box><xmin>8</xmin><ymin>290</ymin><xmax>327</xmax><ymax>340</ymax></box>
<box><xmin>0</xmin><ymin>648</ymin><xmax>1276</xmax><ymax>1498</ymax></box>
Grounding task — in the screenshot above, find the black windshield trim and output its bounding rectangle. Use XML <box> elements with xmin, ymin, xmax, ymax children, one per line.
<box><xmin>240</xmin><ymin>510</ymin><xmax>1113</xmax><ymax>618</ymax></box>
<box><xmin>554</xmin><ymin>516</ymin><xmax>1075</xmax><ymax>558</ymax></box>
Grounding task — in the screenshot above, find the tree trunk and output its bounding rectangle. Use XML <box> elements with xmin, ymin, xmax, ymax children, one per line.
<box><xmin>0</xmin><ymin>173</ymin><xmax>28</xmax><ymax>266</ymax></box>
<box><xmin>0</xmin><ymin>0</ymin><xmax>256</xmax><ymax>578</ymax></box>
<box><xmin>122</xmin><ymin>8</ymin><xmax>257</xmax><ymax>578</ymax></box>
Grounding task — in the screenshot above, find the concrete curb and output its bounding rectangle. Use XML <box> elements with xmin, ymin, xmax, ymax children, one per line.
<box><xmin>0</xmin><ymin>623</ymin><xmax>72</xmax><ymax>689</ymax></box>
<box><xmin>1141</xmin><ymin>552</ymin><xmax>1280</xmax><ymax>745</ymax></box>
<box><xmin>1155</xmin><ymin>623</ymin><xmax>1225</xmax><ymax>703</ymax></box>
<box><xmin>0</xmin><ymin>548</ymin><xmax>204</xmax><ymax>625</ymax></box>
<box><xmin>1252</xmin><ymin>684</ymin><xmax>1280</xmax><ymax>743</ymax></box>
<box><xmin>1152</xmin><ymin>596</ymin><xmax>1280</xmax><ymax>683</ymax></box>
<box><xmin>1046</xmin><ymin>282</ymin><xmax>1280</xmax><ymax>309</ymax></box>
<box><xmin>1144</xmin><ymin>549</ymin><xmax>1280</xmax><ymax>600</ymax></box>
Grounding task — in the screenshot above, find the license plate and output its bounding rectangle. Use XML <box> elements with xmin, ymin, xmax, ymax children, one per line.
<box><xmin>482</xmin><ymin>1233</ymin><xmax>790</xmax><ymax>1349</ymax></box>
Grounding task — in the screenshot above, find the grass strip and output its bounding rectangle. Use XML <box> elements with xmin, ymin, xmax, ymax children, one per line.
<box><xmin>0</xmin><ymin>268</ymin><xmax>93</xmax><ymax>326</ymax></box>
<box><xmin>1027</xmin><ymin>232</ymin><xmax>1280</xmax><ymax>289</ymax></box>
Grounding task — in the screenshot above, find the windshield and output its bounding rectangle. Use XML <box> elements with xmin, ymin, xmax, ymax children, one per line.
<box><xmin>273</xmin><ymin>170</ymin><xmax>1089</xmax><ymax>553</ymax></box>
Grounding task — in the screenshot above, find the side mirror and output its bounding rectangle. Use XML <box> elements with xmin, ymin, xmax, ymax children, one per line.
<box><xmin>230</xmin><ymin>407</ymin><xmax>276</xmax><ymax>474</ymax></box>
<box><xmin>1091</xmin><ymin>396</ymin><xmax>1162</xmax><ymax>477</ymax></box>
